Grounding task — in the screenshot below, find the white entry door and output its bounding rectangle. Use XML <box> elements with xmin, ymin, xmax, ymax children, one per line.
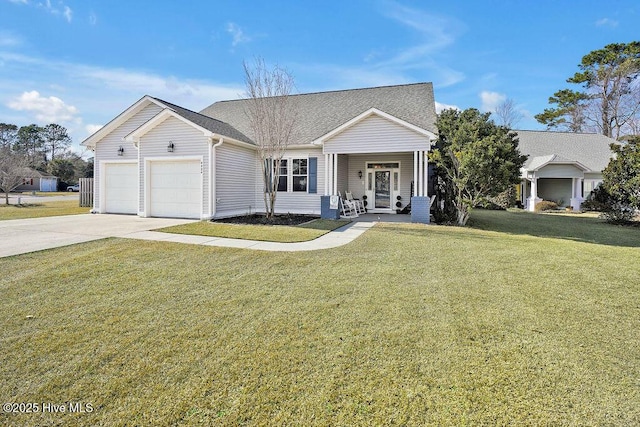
<box><xmin>149</xmin><ymin>160</ymin><xmax>201</xmax><ymax>219</ymax></box>
<box><xmin>104</xmin><ymin>162</ymin><xmax>137</xmax><ymax>214</ymax></box>
<box><xmin>365</xmin><ymin>162</ymin><xmax>400</xmax><ymax>213</ymax></box>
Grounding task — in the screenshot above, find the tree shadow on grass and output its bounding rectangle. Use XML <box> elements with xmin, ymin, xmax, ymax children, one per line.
<box><xmin>467</xmin><ymin>209</ymin><xmax>640</xmax><ymax>248</ymax></box>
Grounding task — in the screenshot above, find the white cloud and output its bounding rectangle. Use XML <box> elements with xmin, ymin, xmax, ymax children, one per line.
<box><xmin>292</xmin><ymin>2</ymin><xmax>466</xmax><ymax>90</ymax></box>
<box><xmin>435</xmin><ymin>101</ymin><xmax>459</xmax><ymax>113</ymax></box>
<box><xmin>63</xmin><ymin>5</ymin><xmax>72</xmax><ymax>23</ymax></box>
<box><xmin>7</xmin><ymin>90</ymin><xmax>79</xmax><ymax>123</ymax></box>
<box><xmin>0</xmin><ymin>30</ymin><xmax>22</xmax><ymax>47</ymax></box>
<box><xmin>595</xmin><ymin>18</ymin><xmax>618</xmax><ymax>28</ymax></box>
<box><xmin>480</xmin><ymin>91</ymin><xmax>506</xmax><ymax>112</ymax></box>
<box><xmin>89</xmin><ymin>12</ymin><xmax>97</xmax><ymax>25</ymax></box>
<box><xmin>225</xmin><ymin>22</ymin><xmax>251</xmax><ymax>48</ymax></box>
<box><xmin>85</xmin><ymin>124</ymin><xmax>103</xmax><ymax>136</ymax></box>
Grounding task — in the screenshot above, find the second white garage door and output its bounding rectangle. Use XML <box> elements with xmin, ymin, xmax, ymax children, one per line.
<box><xmin>149</xmin><ymin>160</ymin><xmax>202</xmax><ymax>219</ymax></box>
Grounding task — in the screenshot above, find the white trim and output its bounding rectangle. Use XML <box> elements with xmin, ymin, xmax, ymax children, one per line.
<box><xmin>364</xmin><ymin>160</ymin><xmax>402</xmax><ymax>213</ymax></box>
<box><xmin>126</xmin><ymin>109</ymin><xmax>213</xmax><ymax>144</ymax></box>
<box><xmin>525</xmin><ymin>157</ymin><xmax>590</xmax><ymax>173</ymax></box>
<box><xmin>98</xmin><ymin>160</ymin><xmax>137</xmax><ymax>214</ymax></box>
<box><xmin>124</xmin><ymin>108</ymin><xmax>253</xmax><ymax>149</ymax></box>
<box><xmin>143</xmin><ymin>155</ymin><xmax>205</xmax><ymax>219</ymax></box>
<box><xmin>81</xmin><ymin>96</ymin><xmax>167</xmax><ymax>148</ymax></box>
<box><xmin>312</xmin><ymin>107</ymin><xmax>437</xmax><ymax>145</ymax></box>
<box><xmin>324</xmin><ymin>153</ymin><xmax>329</xmax><ymax>196</ymax></box>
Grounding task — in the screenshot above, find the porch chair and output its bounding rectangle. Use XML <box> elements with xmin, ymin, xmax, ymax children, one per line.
<box><xmin>345</xmin><ymin>191</ymin><xmax>366</xmax><ymax>214</ymax></box>
<box><xmin>338</xmin><ymin>192</ymin><xmax>359</xmax><ymax>219</ymax></box>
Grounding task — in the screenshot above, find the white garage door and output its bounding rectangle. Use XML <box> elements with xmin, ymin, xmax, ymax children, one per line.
<box><xmin>104</xmin><ymin>163</ymin><xmax>137</xmax><ymax>214</ymax></box>
<box><xmin>149</xmin><ymin>160</ymin><xmax>201</xmax><ymax>219</ymax></box>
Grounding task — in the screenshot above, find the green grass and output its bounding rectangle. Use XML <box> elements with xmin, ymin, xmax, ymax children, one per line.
<box><xmin>1</xmin><ymin>210</ymin><xmax>639</xmax><ymax>425</ymax></box>
<box><xmin>470</xmin><ymin>208</ymin><xmax>640</xmax><ymax>247</ymax></box>
<box><xmin>157</xmin><ymin>218</ymin><xmax>351</xmax><ymax>242</ymax></box>
<box><xmin>0</xmin><ymin>200</ymin><xmax>89</xmax><ymax>220</ymax></box>
<box><xmin>17</xmin><ymin>191</ymin><xmax>76</xmax><ymax>197</ymax></box>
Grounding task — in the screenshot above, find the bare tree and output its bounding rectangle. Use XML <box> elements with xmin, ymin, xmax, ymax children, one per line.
<box><xmin>494</xmin><ymin>98</ymin><xmax>523</xmax><ymax>128</ymax></box>
<box><xmin>0</xmin><ymin>148</ymin><xmax>30</xmax><ymax>204</ymax></box>
<box><xmin>243</xmin><ymin>58</ymin><xmax>298</xmax><ymax>219</ymax></box>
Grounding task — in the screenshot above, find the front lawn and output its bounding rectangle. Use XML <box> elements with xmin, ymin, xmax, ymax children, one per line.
<box><xmin>1</xmin><ymin>211</ymin><xmax>639</xmax><ymax>425</ymax></box>
<box><xmin>0</xmin><ymin>200</ymin><xmax>89</xmax><ymax>220</ymax></box>
<box><xmin>157</xmin><ymin>218</ymin><xmax>351</xmax><ymax>242</ymax></box>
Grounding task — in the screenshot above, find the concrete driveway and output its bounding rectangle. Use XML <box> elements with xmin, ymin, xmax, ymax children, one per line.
<box><xmin>0</xmin><ymin>214</ymin><xmax>195</xmax><ymax>258</ymax></box>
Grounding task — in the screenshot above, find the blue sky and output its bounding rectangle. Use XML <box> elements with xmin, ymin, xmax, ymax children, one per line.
<box><xmin>1</xmin><ymin>0</ymin><xmax>638</xmax><ymax>156</ymax></box>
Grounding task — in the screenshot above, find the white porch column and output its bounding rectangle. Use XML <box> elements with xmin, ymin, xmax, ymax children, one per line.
<box><xmin>418</xmin><ymin>150</ymin><xmax>424</xmax><ymax>197</ymax></box>
<box><xmin>423</xmin><ymin>152</ymin><xmax>429</xmax><ymax>198</ymax></box>
<box><xmin>413</xmin><ymin>151</ymin><xmax>419</xmax><ymax>197</ymax></box>
<box><xmin>527</xmin><ymin>174</ymin><xmax>541</xmax><ymax>212</ymax></box>
<box><xmin>333</xmin><ymin>154</ymin><xmax>338</xmax><ymax>196</ymax></box>
<box><xmin>324</xmin><ymin>154</ymin><xmax>329</xmax><ymax>196</ymax></box>
<box><xmin>570</xmin><ymin>177</ymin><xmax>583</xmax><ymax>211</ymax></box>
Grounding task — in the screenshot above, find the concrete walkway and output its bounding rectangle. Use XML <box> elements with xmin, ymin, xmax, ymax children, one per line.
<box><xmin>0</xmin><ymin>214</ymin><xmax>375</xmax><ymax>257</ymax></box>
<box><xmin>121</xmin><ymin>221</ymin><xmax>375</xmax><ymax>252</ymax></box>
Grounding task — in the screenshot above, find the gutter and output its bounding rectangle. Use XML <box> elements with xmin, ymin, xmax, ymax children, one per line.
<box><xmin>210</xmin><ymin>136</ymin><xmax>224</xmax><ymax>218</ymax></box>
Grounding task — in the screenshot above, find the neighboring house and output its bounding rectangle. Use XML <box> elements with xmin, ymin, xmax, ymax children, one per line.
<box><xmin>515</xmin><ymin>130</ymin><xmax>615</xmax><ymax>211</ymax></box>
<box><xmin>13</xmin><ymin>168</ymin><xmax>58</xmax><ymax>192</ymax></box>
<box><xmin>82</xmin><ymin>83</ymin><xmax>437</xmax><ymax>222</ymax></box>
<box><xmin>81</xmin><ymin>82</ymin><xmax>616</xmax><ymax>221</ymax></box>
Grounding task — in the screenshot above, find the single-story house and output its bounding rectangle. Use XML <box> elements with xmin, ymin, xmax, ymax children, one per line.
<box><xmin>515</xmin><ymin>130</ymin><xmax>614</xmax><ymax>211</ymax></box>
<box><xmin>82</xmin><ymin>83</ymin><xmax>437</xmax><ymax>222</ymax></box>
<box><xmin>82</xmin><ymin>82</ymin><xmax>616</xmax><ymax>221</ymax></box>
<box><xmin>13</xmin><ymin>168</ymin><xmax>58</xmax><ymax>192</ymax></box>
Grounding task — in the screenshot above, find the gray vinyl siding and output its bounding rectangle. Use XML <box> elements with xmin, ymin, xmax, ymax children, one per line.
<box><xmin>537</xmin><ymin>164</ymin><xmax>584</xmax><ymax>178</ymax></box>
<box><xmin>138</xmin><ymin>116</ymin><xmax>210</xmax><ymax>215</ymax></box>
<box><xmin>323</xmin><ymin>115</ymin><xmax>431</xmax><ymax>154</ymax></box>
<box><xmin>347</xmin><ymin>153</ymin><xmax>414</xmax><ymax>208</ymax></box>
<box><xmin>538</xmin><ymin>179</ymin><xmax>572</xmax><ymax>206</ymax></box>
<box><xmin>215</xmin><ymin>143</ymin><xmax>258</xmax><ymax>217</ymax></box>
<box><xmin>252</xmin><ymin>147</ymin><xmax>325</xmax><ymax>215</ymax></box>
<box><xmin>336</xmin><ymin>154</ymin><xmax>349</xmax><ymax>196</ymax></box>
<box><xmin>94</xmin><ymin>103</ymin><xmax>163</xmax><ymax>210</ymax></box>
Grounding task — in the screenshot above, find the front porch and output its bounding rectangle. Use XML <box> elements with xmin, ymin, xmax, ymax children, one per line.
<box><xmin>320</xmin><ymin>151</ymin><xmax>432</xmax><ymax>223</ymax></box>
<box><xmin>521</xmin><ymin>155</ymin><xmax>589</xmax><ymax>211</ymax></box>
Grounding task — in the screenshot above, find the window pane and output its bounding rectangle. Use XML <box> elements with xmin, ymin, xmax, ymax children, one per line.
<box><xmin>292</xmin><ymin>176</ymin><xmax>307</xmax><ymax>192</ymax></box>
<box><xmin>277</xmin><ymin>176</ymin><xmax>287</xmax><ymax>192</ymax></box>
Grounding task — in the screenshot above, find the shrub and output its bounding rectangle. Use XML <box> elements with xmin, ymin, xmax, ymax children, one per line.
<box><xmin>581</xmin><ymin>186</ymin><xmax>611</xmax><ymax>212</ymax></box>
<box><xmin>535</xmin><ymin>200</ymin><xmax>558</xmax><ymax>212</ymax></box>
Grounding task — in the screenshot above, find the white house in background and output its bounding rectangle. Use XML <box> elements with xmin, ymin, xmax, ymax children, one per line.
<box><xmin>81</xmin><ymin>82</ymin><xmax>616</xmax><ymax>221</ymax></box>
<box><xmin>81</xmin><ymin>83</ymin><xmax>437</xmax><ymax>222</ymax></box>
<box><xmin>515</xmin><ymin>131</ymin><xmax>615</xmax><ymax>211</ymax></box>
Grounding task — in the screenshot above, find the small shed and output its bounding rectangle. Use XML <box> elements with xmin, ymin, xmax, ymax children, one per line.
<box><xmin>14</xmin><ymin>168</ymin><xmax>59</xmax><ymax>192</ymax></box>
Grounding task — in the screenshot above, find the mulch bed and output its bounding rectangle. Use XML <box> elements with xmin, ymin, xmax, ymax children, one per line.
<box><xmin>212</xmin><ymin>214</ymin><xmax>319</xmax><ymax>226</ymax></box>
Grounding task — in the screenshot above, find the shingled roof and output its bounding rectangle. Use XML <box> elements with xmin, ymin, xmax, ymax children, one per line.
<box><xmin>515</xmin><ymin>130</ymin><xmax>615</xmax><ymax>172</ymax></box>
<box><xmin>199</xmin><ymin>82</ymin><xmax>437</xmax><ymax>145</ymax></box>
<box><xmin>153</xmin><ymin>97</ymin><xmax>252</xmax><ymax>144</ymax></box>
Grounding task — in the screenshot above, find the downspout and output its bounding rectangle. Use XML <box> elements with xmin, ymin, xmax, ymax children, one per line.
<box><xmin>210</xmin><ymin>137</ymin><xmax>224</xmax><ymax>218</ymax></box>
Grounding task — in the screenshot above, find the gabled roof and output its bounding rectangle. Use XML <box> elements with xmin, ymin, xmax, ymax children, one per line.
<box><xmin>312</xmin><ymin>107</ymin><xmax>437</xmax><ymax>144</ymax></box>
<box><xmin>199</xmin><ymin>82</ymin><xmax>437</xmax><ymax>145</ymax></box>
<box><xmin>526</xmin><ymin>154</ymin><xmax>589</xmax><ymax>172</ymax></box>
<box><xmin>81</xmin><ymin>95</ymin><xmax>252</xmax><ymax>148</ymax></box>
<box><xmin>15</xmin><ymin>167</ymin><xmax>57</xmax><ymax>178</ymax></box>
<box><xmin>516</xmin><ymin>130</ymin><xmax>615</xmax><ymax>172</ymax></box>
<box><xmin>151</xmin><ymin>98</ymin><xmax>252</xmax><ymax>144</ymax></box>
<box><xmin>81</xmin><ymin>95</ymin><xmax>166</xmax><ymax>148</ymax></box>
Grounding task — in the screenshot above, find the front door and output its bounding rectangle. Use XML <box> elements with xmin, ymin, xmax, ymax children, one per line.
<box><xmin>365</xmin><ymin>162</ymin><xmax>400</xmax><ymax>213</ymax></box>
<box><xmin>374</xmin><ymin>170</ymin><xmax>391</xmax><ymax>209</ymax></box>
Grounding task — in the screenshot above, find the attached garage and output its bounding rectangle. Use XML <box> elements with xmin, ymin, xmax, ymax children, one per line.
<box><xmin>103</xmin><ymin>162</ymin><xmax>137</xmax><ymax>214</ymax></box>
<box><xmin>148</xmin><ymin>159</ymin><xmax>202</xmax><ymax>219</ymax></box>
